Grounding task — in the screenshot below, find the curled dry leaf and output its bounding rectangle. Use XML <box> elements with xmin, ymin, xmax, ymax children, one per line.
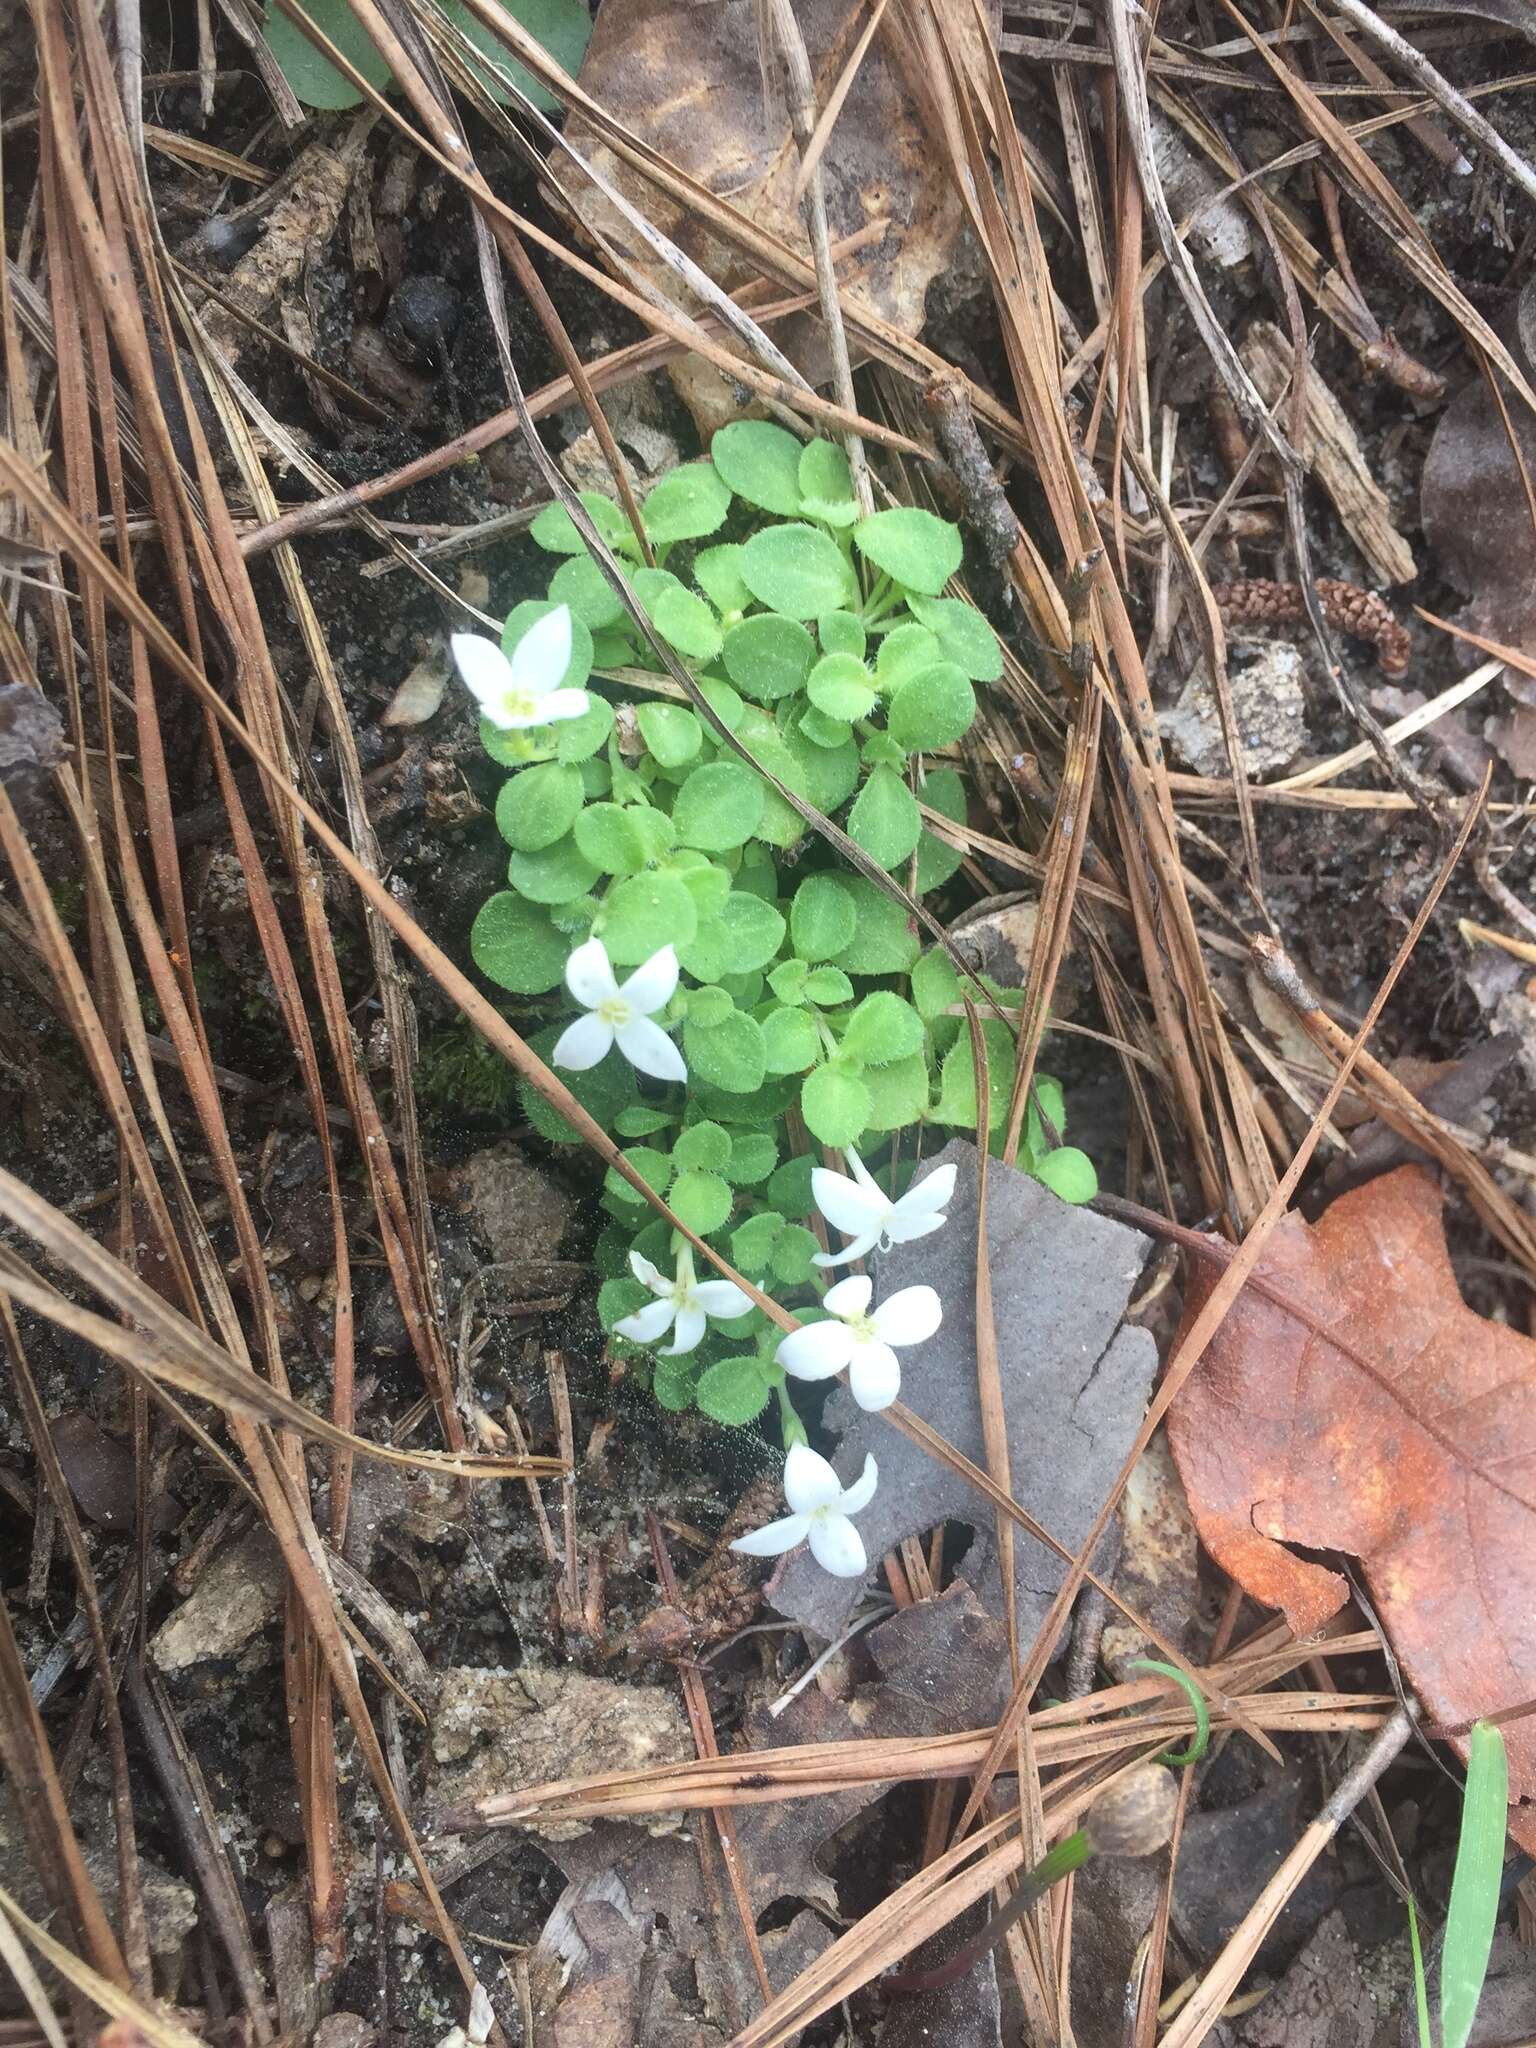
<box><xmin>1167</xmin><ymin>1166</ymin><xmax>1536</xmax><ymax>1848</ymax></box>
<box><xmin>565</xmin><ymin>0</ymin><xmax>983</xmax><ymax>406</ymax></box>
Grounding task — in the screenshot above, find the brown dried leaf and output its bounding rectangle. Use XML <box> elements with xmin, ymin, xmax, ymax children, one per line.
<box><xmin>1167</xmin><ymin>1166</ymin><xmax>1536</xmax><ymax>1847</ymax></box>
<box><xmin>565</xmin><ymin>0</ymin><xmax>978</xmax><ymax>394</ymax></box>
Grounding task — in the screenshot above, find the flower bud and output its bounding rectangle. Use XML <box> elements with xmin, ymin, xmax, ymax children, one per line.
<box><xmin>1083</xmin><ymin>1764</ymin><xmax>1178</xmax><ymax>1860</ymax></box>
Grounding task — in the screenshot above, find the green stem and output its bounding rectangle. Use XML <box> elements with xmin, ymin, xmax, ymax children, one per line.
<box><xmin>776</xmin><ymin>1383</ymin><xmax>808</xmax><ymax>1451</ymax></box>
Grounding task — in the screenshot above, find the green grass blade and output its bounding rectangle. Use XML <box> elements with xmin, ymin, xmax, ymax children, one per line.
<box><xmin>1406</xmin><ymin>1894</ymin><xmax>1433</xmax><ymax>2048</ymax></box>
<box><xmin>1440</xmin><ymin>1720</ymin><xmax>1509</xmax><ymax>2048</ymax></box>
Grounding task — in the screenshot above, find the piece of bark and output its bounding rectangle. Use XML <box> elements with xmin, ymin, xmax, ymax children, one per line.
<box><xmin>1242</xmin><ymin>319</ymin><xmax>1417</xmax><ymax>586</ymax></box>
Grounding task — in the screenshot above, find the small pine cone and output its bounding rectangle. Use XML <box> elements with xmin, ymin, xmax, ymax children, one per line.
<box><xmin>1316</xmin><ymin>579</ymin><xmax>1411</xmax><ymax>675</ymax></box>
<box><xmin>1209</xmin><ymin>577</ymin><xmax>1301</xmax><ymax>629</ymax></box>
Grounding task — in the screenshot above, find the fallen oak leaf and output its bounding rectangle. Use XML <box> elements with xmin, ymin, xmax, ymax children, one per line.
<box><xmin>1167</xmin><ymin>1166</ymin><xmax>1536</xmax><ymax>1848</ymax></box>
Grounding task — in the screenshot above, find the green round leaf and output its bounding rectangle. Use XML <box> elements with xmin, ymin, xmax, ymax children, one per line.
<box><xmin>573</xmin><ymin>802</ymin><xmax>650</xmax><ymax>875</ymax></box>
<box><xmin>741</xmin><ymin>524</ymin><xmax>856</xmax><ymax>619</ymax></box>
<box><xmin>769</xmin><ymin>1224</ymin><xmax>822</xmax><ymax>1286</ymax></box>
<box><xmin>684</xmin><ymin>984</ymin><xmax>734</xmax><ymax>1029</ymax></box>
<box><xmin>672</xmin><ymin>761</ymin><xmax>765</xmax><ymax>851</ymax></box>
<box><xmin>554</xmin><ymin>693</ymin><xmax>615</xmax><ymax>764</ymax></box>
<box><xmin>828</xmin><ymin>876</ymin><xmax>921</xmax><ymax>975</ymax></box>
<box><xmin>798</xmin><ymin>439</ymin><xmax>853</xmax><ymax>507</ymax></box>
<box><xmin>600</xmin><ymin>870</ymin><xmax>699</xmax><ymax>963</ymax></box>
<box><xmin>652</xmin><ymin>1358</ymin><xmax>699</xmax><ymax>1412</ymax></box>
<box><xmin>604</xmin><ymin>1144</ymin><xmax>673</xmax><ymax>1208</ymax></box>
<box><xmin>1033</xmin><ymin>1146</ymin><xmax>1098</xmax><ymax>1205</ymax></box>
<box><xmin>683</xmin><ymin>1009</ymin><xmax>767</xmax><ymax>1094</ymax></box>
<box><xmin>888</xmin><ymin>662</ymin><xmax>977</xmax><ymax>752</ymax></box>
<box><xmin>695</xmin><ymin>1356</ymin><xmax>772</xmax><ymax>1426</ymax></box>
<box><xmin>651</xmin><ymin>584</ymin><xmax>723</xmax><ymax>664</ymax></box>
<box><xmin>669</xmin><ymin>1168</ymin><xmax>734</xmax><ymax>1235</ymax></box>
<box><xmin>694</xmin><ymin>543</ymin><xmax>750</xmax><ymax>614</ymax></box>
<box><xmin>261</xmin><ymin>0</ymin><xmax>387</xmax><ymax>110</ymax></box>
<box><xmin>912</xmin><ymin>946</ymin><xmax>962</xmax><ymax>1020</ymax></box>
<box><xmin>846</xmin><ymin>763</ymin><xmax>921</xmax><ymax>869</ymax></box>
<box><xmin>711</xmin><ymin>420</ymin><xmax>803</xmax><ymax>516</ymax></box>
<box><xmin>469</xmin><ymin>891</ymin><xmax>569</xmax><ymax>995</ymax></box>
<box><xmin>768</xmin><ymin>957</ymin><xmax>809</xmax><ymax>1005</ymax></box>
<box><xmin>674</xmin><ymin>1120</ymin><xmax>731</xmax><ymax>1171</ymax></box>
<box><xmin>495</xmin><ymin>760</ymin><xmax>584</xmax><ymax>853</ymax></box>
<box><xmin>807</xmin><ymin>651</ymin><xmax>876</xmax><ymax>722</ymax></box>
<box><xmin>913</xmin><ymin>764</ymin><xmax>968</xmax><ymax>891</ymax></box>
<box><xmin>762</xmin><ymin>1005</ymin><xmax>820</xmax><ymax>1075</ymax></box>
<box><xmin>679</xmin><ymin>891</ymin><xmax>787</xmax><ymax>982</ymax></box>
<box><xmin>671</xmin><ymin>854</ymin><xmax>733</xmax><ymax>919</ymax></box>
<box><xmin>934</xmin><ymin>1017</ymin><xmax>1016</xmax><ymax>1132</ymax></box>
<box><xmin>615</xmin><ymin>1106</ymin><xmax>675</xmax><ymax>1138</ymax></box>
<box><xmin>907</xmin><ymin>595</ymin><xmax>1004</xmax><ymax>681</ymax></box>
<box><xmin>801</xmin><ymin>1062</ymin><xmax>873</xmax><ymax>1148</ymax></box>
<box><xmin>520</xmin><ymin>1023</ymin><xmax>638</xmax><ymax>1146</ymax></box>
<box><xmin>731</xmin><ymin>1210</ymin><xmax>785</xmax><ymax>1274</ymax></box>
<box><xmin>779</xmin><ymin>722</ymin><xmax>859</xmax><ymax>815</ymax></box>
<box><xmin>641</xmin><ymin>462</ymin><xmax>732</xmax><ymax>546</ymax></box>
<box><xmin>799</xmin><ymin>706</ymin><xmax>853</xmax><ymax>750</ymax></box>
<box><xmin>726</xmin><ymin>1132</ymin><xmax>778</xmax><ymax>1184</ymax></box>
<box><xmin>529</xmin><ymin>490</ymin><xmax>637</xmax><ymax>556</ymax></box>
<box><xmin>842</xmin><ymin>990</ymin><xmax>925</xmax><ymax>1065</ymax></box>
<box><xmin>861</xmin><ymin>1051</ymin><xmax>931</xmax><ymax>1130</ymax></box>
<box><xmin>635</xmin><ymin>701</ymin><xmax>704</xmax><ymax>768</ymax></box>
<box><xmin>549</xmin><ymin>553</ymin><xmax>625</xmax><ymax>631</ymax></box>
<box><xmin>722</xmin><ymin>614</ymin><xmax>814</xmax><ymax>704</ymax></box>
<box><xmin>790</xmin><ymin>873</ymin><xmax>858</xmax><ymax>961</ymax></box>
<box><xmin>766</xmin><ymin>1155</ymin><xmax>816</xmax><ymax>1219</ymax></box>
<box><xmin>437</xmin><ymin>0</ymin><xmax>592</xmax><ymax>115</ymax></box>
<box><xmin>875</xmin><ymin>621</ymin><xmax>941</xmax><ymax>690</ymax></box>
<box><xmin>508</xmin><ymin>834</ymin><xmax>602</xmax><ymax>904</ymax></box>
<box><xmin>802</xmin><ymin>965</ymin><xmax>855</xmax><ymax>1006</ymax></box>
<box><xmin>1026</xmin><ymin>1075</ymin><xmax>1068</xmax><ymax>1154</ymax></box>
<box><xmin>818</xmin><ymin>610</ymin><xmax>866</xmax><ymax>659</ymax></box>
<box><xmin>854</xmin><ymin>507</ymin><xmax>963</xmax><ymax>596</ymax></box>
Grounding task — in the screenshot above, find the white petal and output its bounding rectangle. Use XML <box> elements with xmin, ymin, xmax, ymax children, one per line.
<box><xmin>662</xmin><ymin>1302</ymin><xmax>707</xmax><ymax>1355</ymax></box>
<box><xmin>507</xmin><ymin>604</ymin><xmax>573</xmax><ymax>697</ymax></box>
<box><xmin>693</xmin><ymin>1279</ymin><xmax>753</xmax><ymax>1319</ymax></box>
<box><xmin>551</xmin><ymin>1012</ymin><xmax>614</xmax><ymax>1071</ymax></box>
<box><xmin>618</xmin><ymin>945</ymin><xmax>679</xmax><ymax>1016</ymax></box>
<box><xmin>884</xmin><ymin>1211</ymin><xmax>946</xmax><ymax>1248</ymax></box>
<box><xmin>808</xmin><ymin>1512</ymin><xmax>867</xmax><ymax>1578</ymax></box>
<box><xmin>775</xmin><ymin>1319</ymin><xmax>857</xmax><ymax>1382</ymax></box>
<box><xmin>614</xmin><ymin>1298</ymin><xmax>676</xmax><ymax>1345</ymax></box>
<box><xmin>782</xmin><ymin>1442</ymin><xmax>844</xmax><ymax>1515</ymax></box>
<box><xmin>565</xmin><ymin>936</ymin><xmax>618</xmax><ymax>1008</ymax></box>
<box><xmin>838</xmin><ymin>1454</ymin><xmax>879</xmax><ymax>1516</ymax></box>
<box><xmin>536</xmin><ymin>688</ymin><xmax>592</xmax><ymax>723</ymax></box>
<box><xmin>848</xmin><ymin>1344</ymin><xmax>901</xmax><ymax>1411</ymax></box>
<box><xmin>870</xmin><ymin>1285</ymin><xmax>942</xmax><ymax>1348</ymax></box>
<box><xmin>729</xmin><ymin>1512</ymin><xmax>809</xmax><ymax>1559</ymax></box>
<box><xmin>894</xmin><ymin>1162</ymin><xmax>957</xmax><ymax>1219</ymax></box>
<box><xmin>812</xmin><ymin>1166</ymin><xmax>889</xmax><ymax>1239</ymax></box>
<box><xmin>822</xmin><ymin>1274</ymin><xmax>873</xmax><ymax>1320</ymax></box>
<box><xmin>811</xmin><ymin>1230</ymin><xmax>880</xmax><ymax>1270</ymax></box>
<box><xmin>614</xmin><ymin>1016</ymin><xmax>687</xmax><ymax>1083</ymax></box>
<box><xmin>628</xmin><ymin>1251</ymin><xmax>666</xmax><ymax>1294</ymax></box>
<box><xmin>451</xmin><ymin>633</ymin><xmax>516</xmax><ymax>719</ymax></box>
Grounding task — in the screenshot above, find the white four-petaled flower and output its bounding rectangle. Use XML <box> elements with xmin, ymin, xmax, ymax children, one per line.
<box><xmin>451</xmin><ymin>606</ymin><xmax>588</xmax><ymax>730</ymax></box>
<box><xmin>811</xmin><ymin>1149</ymin><xmax>957</xmax><ymax>1268</ymax></box>
<box><xmin>729</xmin><ymin>1444</ymin><xmax>878</xmax><ymax>1578</ymax></box>
<box><xmin>614</xmin><ymin>1246</ymin><xmax>753</xmax><ymax>1355</ymax></box>
<box><xmin>553</xmin><ymin>938</ymin><xmax>687</xmax><ymax>1082</ymax></box>
<box><xmin>775</xmin><ymin>1274</ymin><xmax>941</xmax><ymax>1411</ymax></box>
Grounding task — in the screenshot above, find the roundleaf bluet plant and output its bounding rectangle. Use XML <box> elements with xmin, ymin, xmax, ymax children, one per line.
<box><xmin>459</xmin><ymin>421</ymin><xmax>1099</xmax><ymax>1569</ymax></box>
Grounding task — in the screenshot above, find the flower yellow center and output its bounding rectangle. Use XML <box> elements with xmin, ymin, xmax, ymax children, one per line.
<box><xmin>847</xmin><ymin>1312</ymin><xmax>877</xmax><ymax>1343</ymax></box>
<box><xmin>597</xmin><ymin>995</ymin><xmax>633</xmax><ymax>1030</ymax></box>
<box><xmin>501</xmin><ymin>689</ymin><xmax>538</xmax><ymax>723</ymax></box>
